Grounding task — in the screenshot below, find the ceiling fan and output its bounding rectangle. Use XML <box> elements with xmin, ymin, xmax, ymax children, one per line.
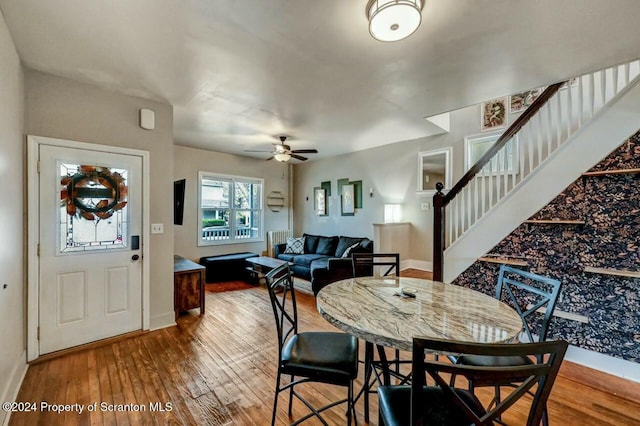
<box><xmin>244</xmin><ymin>136</ymin><xmax>318</xmax><ymax>162</ymax></box>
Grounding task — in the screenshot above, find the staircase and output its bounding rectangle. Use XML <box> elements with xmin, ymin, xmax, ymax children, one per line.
<box><xmin>434</xmin><ymin>60</ymin><xmax>640</xmax><ymax>282</ymax></box>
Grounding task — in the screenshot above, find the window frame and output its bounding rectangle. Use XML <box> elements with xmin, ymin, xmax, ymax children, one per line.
<box><xmin>198</xmin><ymin>171</ymin><xmax>264</xmax><ymax>246</ymax></box>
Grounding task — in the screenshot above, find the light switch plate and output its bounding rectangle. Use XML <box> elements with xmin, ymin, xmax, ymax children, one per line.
<box><xmin>151</xmin><ymin>223</ymin><xmax>164</xmax><ymax>234</ymax></box>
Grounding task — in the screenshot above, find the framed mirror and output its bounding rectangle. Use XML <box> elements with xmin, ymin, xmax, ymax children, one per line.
<box><xmin>417</xmin><ymin>147</ymin><xmax>452</xmax><ymax>194</ymax></box>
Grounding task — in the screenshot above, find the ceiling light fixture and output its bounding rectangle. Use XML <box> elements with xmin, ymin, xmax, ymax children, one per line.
<box><xmin>274</xmin><ymin>153</ymin><xmax>292</xmax><ymax>162</ymax></box>
<box><xmin>366</xmin><ymin>0</ymin><xmax>424</xmax><ymax>42</ymax></box>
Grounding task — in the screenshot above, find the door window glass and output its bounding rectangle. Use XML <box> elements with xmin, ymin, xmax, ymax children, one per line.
<box><xmin>59</xmin><ymin>163</ymin><xmax>128</xmax><ymax>253</ymax></box>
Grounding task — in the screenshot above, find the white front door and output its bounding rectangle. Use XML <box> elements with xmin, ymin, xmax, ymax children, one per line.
<box><xmin>38</xmin><ymin>144</ymin><xmax>143</xmax><ymax>354</ymax></box>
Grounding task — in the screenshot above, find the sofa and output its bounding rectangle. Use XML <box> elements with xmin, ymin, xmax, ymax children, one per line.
<box><xmin>274</xmin><ymin>233</ymin><xmax>374</xmax><ymax>295</ymax></box>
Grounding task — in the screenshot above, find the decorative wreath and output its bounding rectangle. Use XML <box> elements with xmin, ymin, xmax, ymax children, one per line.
<box><xmin>60</xmin><ymin>165</ymin><xmax>128</xmax><ymax>220</ymax></box>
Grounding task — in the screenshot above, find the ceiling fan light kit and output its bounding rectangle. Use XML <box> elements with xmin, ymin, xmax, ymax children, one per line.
<box><xmin>274</xmin><ymin>153</ymin><xmax>292</xmax><ymax>162</ymax></box>
<box><xmin>366</xmin><ymin>0</ymin><xmax>424</xmax><ymax>42</ymax></box>
<box><xmin>244</xmin><ymin>136</ymin><xmax>318</xmax><ymax>162</ymax></box>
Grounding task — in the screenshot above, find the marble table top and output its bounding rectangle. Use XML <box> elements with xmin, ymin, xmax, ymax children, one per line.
<box><xmin>316</xmin><ymin>276</ymin><xmax>523</xmax><ymax>352</ymax></box>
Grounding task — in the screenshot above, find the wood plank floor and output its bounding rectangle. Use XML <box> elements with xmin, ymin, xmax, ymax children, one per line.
<box><xmin>10</xmin><ymin>271</ymin><xmax>640</xmax><ymax>425</ymax></box>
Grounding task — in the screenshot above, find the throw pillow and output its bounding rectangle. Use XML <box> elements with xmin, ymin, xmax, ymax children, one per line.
<box><xmin>341</xmin><ymin>241</ymin><xmax>361</xmax><ymax>258</ymax></box>
<box><xmin>284</xmin><ymin>237</ymin><xmax>305</xmax><ymax>254</ymax></box>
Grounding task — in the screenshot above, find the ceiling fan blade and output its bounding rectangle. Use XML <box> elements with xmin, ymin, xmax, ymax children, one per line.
<box><xmin>291</xmin><ymin>149</ymin><xmax>318</xmax><ymax>154</ymax></box>
<box><xmin>264</xmin><ymin>156</ymin><xmax>274</xmax><ymax>161</ymax></box>
<box><xmin>290</xmin><ymin>154</ymin><xmax>308</xmax><ymax>161</ymax></box>
<box><xmin>244</xmin><ymin>149</ymin><xmax>274</xmax><ymax>153</ymax></box>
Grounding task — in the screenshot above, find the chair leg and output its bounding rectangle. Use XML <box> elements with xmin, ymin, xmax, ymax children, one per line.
<box><xmin>363</xmin><ymin>342</ymin><xmax>373</xmax><ymax>424</ymax></box>
<box><xmin>376</xmin><ymin>344</ymin><xmax>391</xmax><ymax>386</ymax></box>
<box><xmin>542</xmin><ymin>405</ymin><xmax>549</xmax><ymax>426</ymax></box>
<box><xmin>288</xmin><ymin>374</ymin><xmax>295</xmax><ymax>416</ymax></box>
<box><xmin>394</xmin><ymin>349</ymin><xmax>400</xmax><ymax>378</ymax></box>
<box><xmin>347</xmin><ymin>382</ymin><xmax>354</xmax><ymax>426</ymax></box>
<box><xmin>271</xmin><ymin>371</ymin><xmax>282</xmax><ymax>426</ymax></box>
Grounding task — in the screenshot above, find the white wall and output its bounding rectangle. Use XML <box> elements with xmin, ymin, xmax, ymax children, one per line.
<box><xmin>0</xmin><ymin>8</ymin><xmax>25</xmax><ymax>425</ymax></box>
<box><xmin>292</xmin><ymin>102</ymin><xmax>502</xmax><ymax>264</ymax></box>
<box><xmin>24</xmin><ymin>71</ymin><xmax>175</xmax><ymax>329</ymax></box>
<box><xmin>173</xmin><ymin>145</ymin><xmax>290</xmax><ymax>261</ymax></box>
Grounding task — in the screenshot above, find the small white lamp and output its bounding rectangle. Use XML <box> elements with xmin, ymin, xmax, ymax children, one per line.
<box><xmin>384</xmin><ymin>204</ymin><xmax>402</xmax><ymax>223</ymax></box>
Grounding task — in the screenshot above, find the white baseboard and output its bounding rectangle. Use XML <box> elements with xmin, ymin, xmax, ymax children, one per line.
<box><xmin>402</xmin><ymin>259</ymin><xmax>432</xmax><ymax>272</ymax></box>
<box><xmin>566</xmin><ymin>344</ymin><xmax>640</xmax><ymax>383</ymax></box>
<box><xmin>1</xmin><ymin>350</ymin><xmax>28</xmax><ymax>426</ymax></box>
<box><xmin>149</xmin><ymin>312</ymin><xmax>176</xmax><ymax>331</ymax></box>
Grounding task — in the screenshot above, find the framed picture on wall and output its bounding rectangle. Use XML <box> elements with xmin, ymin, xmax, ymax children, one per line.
<box><xmin>314</xmin><ymin>188</ymin><xmax>327</xmax><ymax>216</ymax></box>
<box><xmin>481</xmin><ymin>97</ymin><xmax>508</xmax><ymax>132</ymax></box>
<box><xmin>509</xmin><ymin>87</ymin><xmax>545</xmax><ymax>114</ymax></box>
<box><xmin>341</xmin><ymin>184</ymin><xmax>355</xmax><ymax>215</ymax></box>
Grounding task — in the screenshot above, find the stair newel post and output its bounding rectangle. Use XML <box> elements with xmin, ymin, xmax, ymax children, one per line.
<box><xmin>433</xmin><ymin>182</ymin><xmax>445</xmax><ymax>282</ymax></box>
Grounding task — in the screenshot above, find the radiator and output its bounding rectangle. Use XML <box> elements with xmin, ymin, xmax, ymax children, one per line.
<box><xmin>267</xmin><ymin>230</ymin><xmax>293</xmax><ymax>257</ymax></box>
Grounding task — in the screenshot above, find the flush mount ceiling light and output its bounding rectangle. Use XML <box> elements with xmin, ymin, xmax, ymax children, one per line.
<box><xmin>274</xmin><ymin>153</ymin><xmax>292</xmax><ymax>162</ymax></box>
<box><xmin>366</xmin><ymin>0</ymin><xmax>424</xmax><ymax>42</ymax></box>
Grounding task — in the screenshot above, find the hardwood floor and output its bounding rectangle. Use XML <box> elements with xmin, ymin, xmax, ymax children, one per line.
<box><xmin>10</xmin><ymin>270</ymin><xmax>640</xmax><ymax>425</ymax></box>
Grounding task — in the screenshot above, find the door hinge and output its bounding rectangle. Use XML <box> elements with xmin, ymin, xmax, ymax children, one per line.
<box><xmin>37</xmin><ymin>326</ymin><xmax>40</xmax><ymax>340</ymax></box>
<box><xmin>37</xmin><ymin>160</ymin><xmax>40</xmax><ymax>173</ymax></box>
<box><xmin>37</xmin><ymin>243</ymin><xmax>40</xmax><ymax>257</ymax></box>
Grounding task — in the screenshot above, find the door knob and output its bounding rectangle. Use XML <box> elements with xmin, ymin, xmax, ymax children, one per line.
<box><xmin>131</xmin><ymin>254</ymin><xmax>140</xmax><ymax>261</ymax></box>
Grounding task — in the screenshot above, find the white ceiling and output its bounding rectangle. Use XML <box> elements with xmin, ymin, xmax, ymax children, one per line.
<box><xmin>2</xmin><ymin>0</ymin><xmax>640</xmax><ymax>161</ymax></box>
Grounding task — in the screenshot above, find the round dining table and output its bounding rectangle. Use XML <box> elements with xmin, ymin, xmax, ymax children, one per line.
<box><xmin>316</xmin><ymin>276</ymin><xmax>523</xmax><ymax>352</ymax></box>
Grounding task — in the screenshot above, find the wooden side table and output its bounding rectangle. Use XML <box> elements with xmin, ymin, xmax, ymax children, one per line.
<box><xmin>174</xmin><ymin>255</ymin><xmax>206</xmax><ymax>320</ymax></box>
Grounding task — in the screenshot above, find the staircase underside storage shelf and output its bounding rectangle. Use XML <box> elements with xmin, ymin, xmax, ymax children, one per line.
<box><xmin>524</xmin><ymin>219</ymin><xmax>586</xmax><ymax>225</ymax></box>
<box><xmin>451</xmin><ymin>129</ymin><xmax>640</xmax><ymax>364</ymax></box>
<box><xmin>584</xmin><ymin>266</ymin><xmax>640</xmax><ymax>278</ymax></box>
<box><xmin>582</xmin><ymin>168</ymin><xmax>640</xmax><ymax>177</ymax></box>
<box><xmin>478</xmin><ymin>256</ymin><xmax>528</xmax><ymax>266</ymax></box>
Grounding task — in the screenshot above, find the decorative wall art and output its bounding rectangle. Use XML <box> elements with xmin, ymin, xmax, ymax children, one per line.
<box><xmin>337</xmin><ymin>178</ymin><xmax>363</xmax><ymax>216</ymax></box>
<box><xmin>560</xmin><ymin>77</ymin><xmax>579</xmax><ymax>89</ymax></box>
<box><xmin>481</xmin><ymin>97</ymin><xmax>508</xmax><ymax>131</ymax></box>
<box><xmin>314</xmin><ymin>187</ymin><xmax>327</xmax><ymax>216</ymax></box>
<box><xmin>59</xmin><ymin>163</ymin><xmax>128</xmax><ymax>253</ymax></box>
<box><xmin>509</xmin><ymin>87</ymin><xmax>545</xmax><ymax>114</ymax></box>
<box><xmin>454</xmin><ymin>133</ymin><xmax>640</xmax><ymax>362</ymax></box>
<box><xmin>341</xmin><ymin>184</ymin><xmax>355</xmax><ymax>215</ymax></box>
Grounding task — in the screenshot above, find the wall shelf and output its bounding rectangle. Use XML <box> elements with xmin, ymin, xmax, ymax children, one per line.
<box><xmin>524</xmin><ymin>219</ymin><xmax>586</xmax><ymax>225</ymax></box>
<box><xmin>266</xmin><ymin>191</ymin><xmax>285</xmax><ymax>212</ymax></box>
<box><xmin>582</xmin><ymin>168</ymin><xmax>640</xmax><ymax>177</ymax></box>
<box><xmin>478</xmin><ymin>256</ymin><xmax>528</xmax><ymax>267</ymax></box>
<box><xmin>583</xmin><ymin>266</ymin><xmax>640</xmax><ymax>278</ymax></box>
<box><xmin>526</xmin><ymin>304</ymin><xmax>589</xmax><ymax>324</ymax></box>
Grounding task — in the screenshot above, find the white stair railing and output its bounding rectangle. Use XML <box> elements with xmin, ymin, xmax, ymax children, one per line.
<box><xmin>444</xmin><ymin>60</ymin><xmax>640</xmax><ymax>248</ymax></box>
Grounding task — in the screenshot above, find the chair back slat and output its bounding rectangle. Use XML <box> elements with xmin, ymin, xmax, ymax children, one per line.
<box><xmin>352</xmin><ymin>253</ymin><xmax>400</xmax><ymax>278</ymax></box>
<box><xmin>265</xmin><ymin>263</ymin><xmax>298</xmax><ymax>362</ymax></box>
<box><xmin>497</xmin><ymin>265</ymin><xmax>562</xmax><ymax>343</ymax></box>
<box><xmin>412</xmin><ymin>337</ymin><xmax>568</xmax><ymax>426</ymax></box>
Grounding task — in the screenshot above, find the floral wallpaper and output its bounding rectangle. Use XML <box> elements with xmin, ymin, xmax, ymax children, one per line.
<box><xmin>453</xmin><ymin>132</ymin><xmax>640</xmax><ymax>362</ymax></box>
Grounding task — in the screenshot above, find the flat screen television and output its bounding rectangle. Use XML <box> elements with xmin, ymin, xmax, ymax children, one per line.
<box><xmin>174</xmin><ymin>179</ymin><xmax>186</xmax><ymax>225</ymax></box>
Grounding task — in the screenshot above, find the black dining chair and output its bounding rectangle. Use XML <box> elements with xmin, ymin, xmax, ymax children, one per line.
<box><xmin>378</xmin><ymin>337</ymin><xmax>568</xmax><ymax>426</ymax></box>
<box><xmin>351</xmin><ymin>252</ymin><xmax>405</xmax><ymax>422</ymax></box>
<box><xmin>264</xmin><ymin>263</ymin><xmax>359</xmax><ymax>426</ymax></box>
<box><xmin>450</xmin><ymin>264</ymin><xmax>563</xmax><ymax>426</ymax></box>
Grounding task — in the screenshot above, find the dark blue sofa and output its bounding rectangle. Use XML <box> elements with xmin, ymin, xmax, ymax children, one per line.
<box><xmin>274</xmin><ymin>234</ymin><xmax>373</xmax><ymax>295</ymax></box>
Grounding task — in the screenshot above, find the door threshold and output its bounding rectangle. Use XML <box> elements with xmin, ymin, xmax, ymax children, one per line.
<box><xmin>30</xmin><ymin>330</ymin><xmax>148</xmax><ymax>364</ymax></box>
